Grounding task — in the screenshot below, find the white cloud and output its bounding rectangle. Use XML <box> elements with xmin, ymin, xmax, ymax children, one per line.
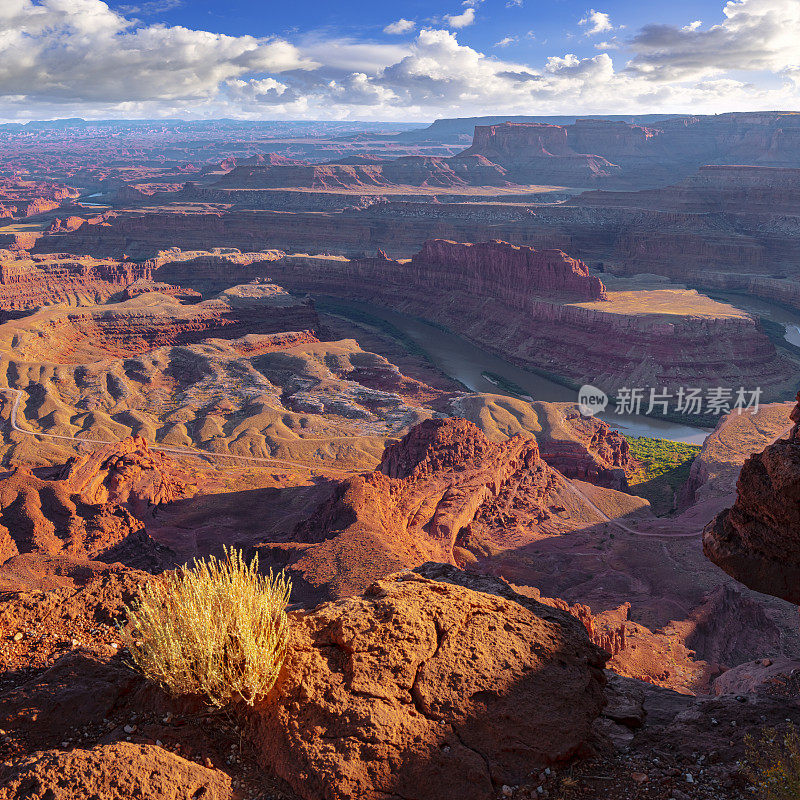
<box><xmin>118</xmin><ymin>0</ymin><xmax>183</xmax><ymax>14</ymax></box>
<box><xmin>595</xmin><ymin>38</ymin><xmax>620</xmax><ymax>50</ymax></box>
<box><xmin>298</xmin><ymin>36</ymin><xmax>409</xmax><ymax>74</ymax></box>
<box><xmin>627</xmin><ymin>0</ymin><xmax>800</xmax><ymax>80</ymax></box>
<box><xmin>495</xmin><ymin>36</ymin><xmax>517</xmax><ymax>47</ymax></box>
<box><xmin>384</xmin><ymin>18</ymin><xmax>415</xmax><ymax>35</ymax></box>
<box><xmin>1</xmin><ymin>0</ymin><xmax>800</xmax><ymax>122</ymax></box>
<box><xmin>682</xmin><ymin>20</ymin><xmax>703</xmax><ymax>31</ymax></box>
<box><xmin>445</xmin><ymin>8</ymin><xmax>476</xmax><ymax>28</ymax></box>
<box><xmin>0</xmin><ymin>0</ymin><xmax>316</xmax><ymax>104</ymax></box>
<box><xmin>506</xmin><ymin>0</ymin><xmax>523</xmax><ymax>6</ymax></box>
<box><xmin>579</xmin><ymin>9</ymin><xmax>613</xmax><ymax>36</ymax></box>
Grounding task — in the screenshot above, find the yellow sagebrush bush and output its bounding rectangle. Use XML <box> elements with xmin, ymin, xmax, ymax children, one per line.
<box><xmin>121</xmin><ymin>547</ymin><xmax>291</xmax><ymax>707</ymax></box>
<box><xmin>744</xmin><ymin>723</ymin><xmax>800</xmax><ymax>800</ymax></box>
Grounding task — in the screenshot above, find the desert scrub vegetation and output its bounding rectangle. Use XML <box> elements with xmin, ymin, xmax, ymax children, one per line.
<box><xmin>121</xmin><ymin>547</ymin><xmax>291</xmax><ymax>707</ymax></box>
<box><xmin>744</xmin><ymin>723</ymin><xmax>800</xmax><ymax>800</ymax></box>
<box><xmin>624</xmin><ymin>436</ymin><xmax>701</xmax><ymax>515</ymax></box>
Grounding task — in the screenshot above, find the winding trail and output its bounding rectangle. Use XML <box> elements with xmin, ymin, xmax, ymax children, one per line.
<box><xmin>562</xmin><ymin>420</ymin><xmax>792</xmax><ymax>539</ymax></box>
<box><xmin>1</xmin><ymin>386</ymin><xmax>789</xmax><ymax>539</ymax></box>
<box><xmin>0</xmin><ymin>387</ymin><xmax>354</xmax><ymax>476</ymax></box>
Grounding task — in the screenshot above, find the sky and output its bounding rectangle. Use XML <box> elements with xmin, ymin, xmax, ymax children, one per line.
<box><xmin>0</xmin><ymin>0</ymin><xmax>799</xmax><ymax>122</ymax></box>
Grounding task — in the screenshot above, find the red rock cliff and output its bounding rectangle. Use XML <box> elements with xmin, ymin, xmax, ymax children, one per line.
<box><xmin>703</xmin><ymin>437</ymin><xmax>800</xmax><ymax>604</ymax></box>
<box><xmin>275</xmin><ymin>417</ymin><xmax>568</xmax><ymax>602</ymax></box>
<box><xmin>408</xmin><ymin>238</ymin><xmax>607</xmax><ymax>301</ymax></box>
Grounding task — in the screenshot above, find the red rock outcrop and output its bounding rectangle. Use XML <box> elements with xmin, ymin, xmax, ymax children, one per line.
<box><xmin>551</xmin><ymin>406</ymin><xmax>632</xmax><ymax>485</ymax></box>
<box><xmin>458</xmin><ymin>122</ymin><xmax>622</xmax><ymax>184</ymax></box>
<box><xmin>61</xmin><ymin>436</ymin><xmax>199</xmax><ymax>514</ymax></box>
<box><xmin>212</xmin><ymin>155</ymin><xmax>510</xmax><ymax>190</ymax></box>
<box><xmin>4</xmin><ymin>281</ymin><xmax>320</xmax><ymax>362</ymax></box>
<box><xmin>0</xmin><ymin>178</ymin><xmax>78</xmax><ymax>220</ymax></box>
<box><xmin>250</xmin><ymin>566</ymin><xmax>607</xmax><ymax>800</ymax></box>
<box><xmin>703</xmin><ymin>436</ymin><xmax>800</xmax><ymax>603</ymax></box>
<box><xmin>0</xmin><ymin>743</ymin><xmax>233</xmax><ymax>800</ymax></box>
<box><xmin>45</xmin><ymin>216</ymin><xmax>85</xmax><ymax>234</ymax></box>
<box><xmin>214</xmin><ymin>163</ymin><xmax>389</xmax><ymax>190</ymax></box>
<box><xmin>383</xmin><ymin>154</ymin><xmax>510</xmax><ymax>186</ymax></box>
<box><xmin>0</xmin><ymin>438</ymin><xmax>197</xmax><ymax>566</ymax></box>
<box><xmin>460</xmin><ymin>113</ymin><xmax>800</xmax><ymax>188</ymax></box>
<box><xmin>148</xmin><ymin>239</ymin><xmax>605</xmax><ymax>302</ymax></box>
<box><xmin>405</xmin><ymin>239</ymin><xmax>606</xmax><ymax>300</ymax></box>
<box><xmin>712</xmin><ymin>656</ymin><xmax>800</xmax><ymax>698</ymax></box>
<box><xmin>446</xmin><ymin>397</ymin><xmax>634</xmax><ymax>489</ymax></box>
<box><xmin>0</xmin><ymin>250</ymin><xmax>150</xmax><ymax>310</ymax></box>
<box><xmin>269</xmin><ymin>417</ymin><xmax>568</xmax><ymax>602</ymax></box>
<box><xmin>122</xmin><ymin>278</ymin><xmax>202</xmax><ymax>302</ymax></box>
<box><xmin>202</xmin><ymin>153</ymin><xmax>305</xmax><ymax>174</ymax></box>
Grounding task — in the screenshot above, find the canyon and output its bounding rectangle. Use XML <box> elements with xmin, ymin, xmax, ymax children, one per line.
<box><xmin>24</xmin><ymin>159</ymin><xmax>800</xmax><ymax>317</ymax></box>
<box><xmin>0</xmin><ymin>112</ymin><xmax>799</xmax><ymax>800</ymax></box>
<box><xmin>143</xmin><ymin>240</ymin><xmax>797</xmax><ymax>399</ymax></box>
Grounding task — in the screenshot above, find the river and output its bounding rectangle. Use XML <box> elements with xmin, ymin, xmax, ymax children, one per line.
<box><xmin>707</xmin><ymin>291</ymin><xmax>800</xmax><ymax>348</ymax></box>
<box><xmin>321</xmin><ymin>298</ymin><xmax>714</xmax><ymax>445</ymax></box>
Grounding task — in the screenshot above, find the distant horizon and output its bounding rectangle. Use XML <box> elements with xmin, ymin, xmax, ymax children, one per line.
<box><xmin>4</xmin><ymin>109</ymin><xmax>800</xmax><ymax>127</ymax></box>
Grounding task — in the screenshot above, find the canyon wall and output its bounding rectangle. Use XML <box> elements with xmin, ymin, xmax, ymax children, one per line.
<box><xmin>29</xmin><ymin>180</ymin><xmax>799</xmax><ymax>289</ymax></box>
<box><xmin>211</xmin><ymin>155</ymin><xmax>510</xmax><ymax>190</ymax></box>
<box><xmin>575</xmin><ymin>165</ymin><xmax>800</xmax><ymax>214</ymax></box>
<box><xmin>704</xmin><ymin>437</ymin><xmax>800</xmax><ymax>604</ymax></box>
<box><xmin>401</xmin><ymin>239</ymin><xmax>606</xmax><ymax>301</ymax></box>
<box><xmin>0</xmin><ymin>251</ymin><xmax>151</xmax><ymax>310</ymax></box>
<box><xmin>210</xmin><ymin>240</ymin><xmax>794</xmax><ymax>397</ymax></box>
<box><xmin>3</xmin><ymin>285</ymin><xmax>320</xmax><ymax>364</ymax></box>
<box><xmin>460</xmin><ymin>113</ymin><xmax>800</xmax><ymax>188</ymax></box>
<box><xmin>458</xmin><ymin>122</ymin><xmax>621</xmax><ymax>184</ymax></box>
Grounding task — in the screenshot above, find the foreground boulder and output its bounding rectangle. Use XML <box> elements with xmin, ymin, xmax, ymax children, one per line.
<box><xmin>250</xmin><ymin>566</ymin><xmax>607</xmax><ymax>800</ymax></box>
<box><xmin>703</xmin><ymin>437</ymin><xmax>800</xmax><ymax>602</ymax></box>
<box><xmin>0</xmin><ymin>742</ymin><xmax>232</xmax><ymax>800</ymax></box>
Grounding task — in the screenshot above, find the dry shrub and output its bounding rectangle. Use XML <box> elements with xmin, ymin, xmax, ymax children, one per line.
<box><xmin>121</xmin><ymin>547</ymin><xmax>291</xmax><ymax>706</ymax></box>
<box><xmin>744</xmin><ymin>723</ymin><xmax>800</xmax><ymax>800</ymax></box>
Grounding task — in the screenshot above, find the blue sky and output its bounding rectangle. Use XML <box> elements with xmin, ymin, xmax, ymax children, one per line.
<box><xmin>1</xmin><ymin>0</ymin><xmax>798</xmax><ymax>121</ymax></box>
<box><xmin>116</xmin><ymin>0</ymin><xmax>725</xmax><ymax>59</ymax></box>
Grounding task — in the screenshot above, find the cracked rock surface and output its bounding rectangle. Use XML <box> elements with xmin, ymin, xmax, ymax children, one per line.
<box><xmin>249</xmin><ymin>566</ymin><xmax>607</xmax><ymax>800</ymax></box>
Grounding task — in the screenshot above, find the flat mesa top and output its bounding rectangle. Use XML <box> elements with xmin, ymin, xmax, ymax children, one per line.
<box><xmin>572</xmin><ymin>289</ymin><xmax>752</xmax><ymax>320</ymax></box>
<box><xmin>211</xmin><ymin>184</ymin><xmax>574</xmax><ymax>196</ymax></box>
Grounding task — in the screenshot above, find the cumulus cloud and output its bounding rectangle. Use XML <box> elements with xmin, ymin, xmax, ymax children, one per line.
<box><xmin>0</xmin><ymin>0</ymin><xmax>315</xmax><ymax>105</ymax></box>
<box><xmin>444</xmin><ymin>8</ymin><xmax>476</xmax><ymax>28</ymax></box>
<box><xmin>579</xmin><ymin>9</ymin><xmax>613</xmax><ymax>35</ymax></box>
<box><xmin>384</xmin><ymin>18</ymin><xmax>415</xmax><ymax>35</ymax></box>
<box><xmin>627</xmin><ymin>0</ymin><xmax>800</xmax><ymax>80</ymax></box>
<box><xmin>1</xmin><ymin>0</ymin><xmax>800</xmax><ymax>122</ymax></box>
